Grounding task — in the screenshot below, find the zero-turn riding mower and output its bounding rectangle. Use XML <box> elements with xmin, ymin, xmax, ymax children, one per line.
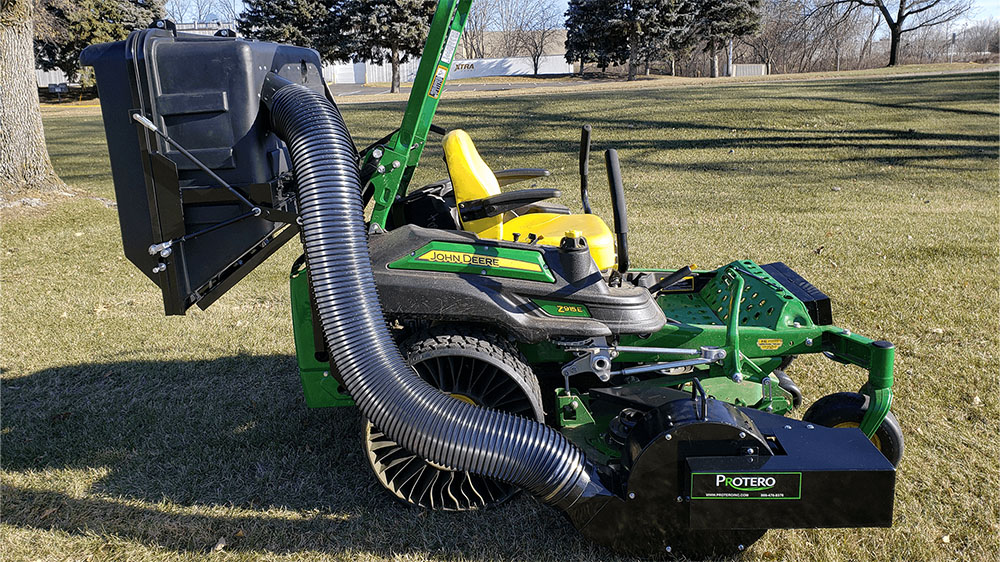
<box><xmin>82</xmin><ymin>1</ymin><xmax>902</xmax><ymax>557</ymax></box>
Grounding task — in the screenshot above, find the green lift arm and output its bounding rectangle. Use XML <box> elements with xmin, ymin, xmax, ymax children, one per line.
<box><xmin>363</xmin><ymin>0</ymin><xmax>472</xmax><ymax>227</ymax></box>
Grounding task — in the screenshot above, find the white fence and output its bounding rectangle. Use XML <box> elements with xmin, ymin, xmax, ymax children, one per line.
<box><xmin>323</xmin><ymin>55</ymin><xmax>574</xmax><ymax>85</ymax></box>
<box><xmin>732</xmin><ymin>64</ymin><xmax>769</xmax><ymax>77</ymax></box>
<box><xmin>36</xmin><ymin>68</ymin><xmax>70</xmax><ymax>87</ymax></box>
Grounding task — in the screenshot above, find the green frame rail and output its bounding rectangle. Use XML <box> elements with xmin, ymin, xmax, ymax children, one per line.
<box><xmin>364</xmin><ymin>0</ymin><xmax>472</xmax><ymax>227</ymax></box>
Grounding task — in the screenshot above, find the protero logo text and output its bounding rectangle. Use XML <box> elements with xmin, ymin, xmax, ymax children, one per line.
<box><xmin>715</xmin><ymin>474</ymin><xmax>777</xmax><ymax>492</ymax></box>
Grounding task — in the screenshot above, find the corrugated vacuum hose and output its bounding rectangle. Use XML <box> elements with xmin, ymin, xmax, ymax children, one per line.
<box><xmin>260</xmin><ymin>73</ymin><xmax>600</xmax><ymax>510</ymax></box>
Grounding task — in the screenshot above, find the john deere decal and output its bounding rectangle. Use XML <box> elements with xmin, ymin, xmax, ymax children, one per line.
<box><xmin>389</xmin><ymin>242</ymin><xmax>554</xmax><ymax>283</ymax></box>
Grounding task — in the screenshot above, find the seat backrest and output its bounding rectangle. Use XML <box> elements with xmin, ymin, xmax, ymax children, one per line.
<box><xmin>443</xmin><ymin>129</ymin><xmax>503</xmax><ymax>236</ymax></box>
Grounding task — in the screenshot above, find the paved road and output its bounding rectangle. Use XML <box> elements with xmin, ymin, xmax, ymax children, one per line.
<box><xmin>327</xmin><ymin>81</ymin><xmax>580</xmax><ymax>97</ymax></box>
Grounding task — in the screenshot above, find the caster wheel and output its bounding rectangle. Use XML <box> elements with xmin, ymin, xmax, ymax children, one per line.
<box><xmin>803</xmin><ymin>392</ymin><xmax>903</xmax><ymax>467</ymax></box>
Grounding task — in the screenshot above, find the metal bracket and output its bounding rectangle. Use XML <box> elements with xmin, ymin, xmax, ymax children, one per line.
<box><xmin>560</xmin><ymin>337</ymin><xmax>614</xmax><ymax>387</ymax></box>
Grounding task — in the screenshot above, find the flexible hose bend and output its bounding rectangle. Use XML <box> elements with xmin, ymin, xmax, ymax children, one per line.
<box><xmin>263</xmin><ymin>75</ymin><xmax>595</xmax><ymax>508</ymax></box>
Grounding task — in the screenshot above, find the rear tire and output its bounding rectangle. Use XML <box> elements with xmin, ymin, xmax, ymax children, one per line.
<box><xmin>362</xmin><ymin>326</ymin><xmax>543</xmax><ymax>511</ymax></box>
<box><xmin>802</xmin><ymin>392</ymin><xmax>903</xmax><ymax>467</ymax></box>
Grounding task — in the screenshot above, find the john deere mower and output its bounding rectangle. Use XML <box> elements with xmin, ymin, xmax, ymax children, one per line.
<box><xmin>82</xmin><ymin>0</ymin><xmax>902</xmax><ymax>557</ymax></box>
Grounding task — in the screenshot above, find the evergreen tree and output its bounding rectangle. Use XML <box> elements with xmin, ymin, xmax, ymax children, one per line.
<box><xmin>697</xmin><ymin>0</ymin><xmax>762</xmax><ymax>77</ymax></box>
<box><xmin>34</xmin><ymin>0</ymin><xmax>165</xmax><ymax>80</ymax></box>
<box><xmin>565</xmin><ymin>0</ymin><xmax>627</xmax><ymax>75</ymax></box>
<box><xmin>660</xmin><ymin>0</ymin><xmax>699</xmax><ymax>75</ymax></box>
<box><xmin>344</xmin><ymin>0</ymin><xmax>437</xmax><ymax>93</ymax></box>
<box><xmin>238</xmin><ymin>0</ymin><xmax>348</xmax><ymax>62</ymax></box>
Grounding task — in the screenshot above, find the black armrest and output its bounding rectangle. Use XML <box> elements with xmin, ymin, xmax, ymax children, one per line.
<box><xmin>458</xmin><ymin>188</ymin><xmax>561</xmax><ymax>221</ymax></box>
<box><xmin>494</xmin><ymin>168</ymin><xmax>551</xmax><ymax>187</ymax></box>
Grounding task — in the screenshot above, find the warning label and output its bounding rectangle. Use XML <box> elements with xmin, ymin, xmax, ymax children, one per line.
<box><xmin>428</xmin><ymin>65</ymin><xmax>448</xmax><ymax>98</ymax></box>
<box><xmin>756</xmin><ymin>338</ymin><xmax>783</xmax><ymax>350</ymax></box>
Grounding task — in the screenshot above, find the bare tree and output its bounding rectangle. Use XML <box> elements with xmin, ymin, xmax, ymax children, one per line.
<box><xmin>164</xmin><ymin>0</ymin><xmax>192</xmax><ymax>22</ymax></box>
<box><xmin>0</xmin><ymin>0</ymin><xmax>63</xmax><ymax>193</ymax></box>
<box><xmin>192</xmin><ymin>0</ymin><xmax>215</xmax><ymax>24</ymax></box>
<box><xmin>820</xmin><ymin>0</ymin><xmax>973</xmax><ymax>66</ymax></box>
<box><xmin>213</xmin><ymin>0</ymin><xmax>239</xmax><ymax>22</ymax></box>
<box><xmin>494</xmin><ymin>0</ymin><xmax>530</xmax><ymax>57</ymax></box>
<box><xmin>520</xmin><ymin>0</ymin><xmax>561</xmax><ymax>74</ymax></box>
<box><xmin>462</xmin><ymin>0</ymin><xmax>495</xmax><ymax>58</ymax></box>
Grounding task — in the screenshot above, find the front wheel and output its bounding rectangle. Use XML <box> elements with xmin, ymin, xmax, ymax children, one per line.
<box><xmin>802</xmin><ymin>392</ymin><xmax>903</xmax><ymax>467</ymax></box>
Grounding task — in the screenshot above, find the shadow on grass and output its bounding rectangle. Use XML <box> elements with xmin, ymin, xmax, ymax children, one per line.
<box><xmin>1</xmin><ymin>356</ymin><xmax>583</xmax><ymax>558</ymax></box>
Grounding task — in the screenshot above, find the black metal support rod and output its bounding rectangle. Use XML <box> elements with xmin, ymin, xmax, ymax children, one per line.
<box><xmin>579</xmin><ymin>125</ymin><xmax>592</xmax><ymax>214</ymax></box>
<box><xmin>132</xmin><ymin>113</ymin><xmax>257</xmax><ymax>210</ymax></box>
<box><xmin>178</xmin><ymin>208</ymin><xmax>259</xmax><ymax>244</ymax></box>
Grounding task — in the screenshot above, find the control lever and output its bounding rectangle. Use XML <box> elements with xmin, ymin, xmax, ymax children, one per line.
<box><xmin>647</xmin><ymin>266</ymin><xmax>693</xmax><ymax>294</ymax></box>
<box><xmin>579</xmin><ymin>125</ymin><xmax>592</xmax><ymax>214</ymax></box>
<box><xmin>604</xmin><ymin>149</ymin><xmax>629</xmax><ymax>274</ymax></box>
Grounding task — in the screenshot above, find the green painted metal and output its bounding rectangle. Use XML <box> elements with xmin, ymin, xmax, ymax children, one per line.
<box><xmin>532</xmin><ymin>299</ymin><xmax>592</xmax><ymax>318</ymax></box>
<box><xmin>723</xmin><ymin>267</ymin><xmax>744</xmax><ymax>380</ymax></box>
<box><xmin>555</xmin><ymin>388</ymin><xmax>596</xmax><ymax>427</ymax></box>
<box><xmin>367</xmin><ymin>0</ymin><xmax>471</xmax><ymax>227</ymax></box>
<box><xmin>290</xmin><ymin>263</ymin><xmax>355</xmax><ymax>408</ymax></box>
<box><xmin>822</xmin><ymin>328</ymin><xmax>894</xmax><ymax>437</ymax></box>
<box><xmin>388</xmin><ymin>241</ymin><xmax>555</xmax><ymax>282</ymax></box>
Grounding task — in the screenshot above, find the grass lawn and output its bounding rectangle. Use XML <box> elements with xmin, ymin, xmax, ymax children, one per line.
<box><xmin>2</xmin><ymin>71</ymin><xmax>998</xmax><ymax>561</ymax></box>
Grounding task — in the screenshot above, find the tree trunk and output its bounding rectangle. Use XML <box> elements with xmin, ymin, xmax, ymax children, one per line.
<box><xmin>710</xmin><ymin>40</ymin><xmax>719</xmax><ymax>78</ymax></box>
<box><xmin>670</xmin><ymin>57</ymin><xmax>675</xmax><ymax>76</ymax></box>
<box><xmin>627</xmin><ymin>27</ymin><xmax>638</xmax><ymax>81</ymax></box>
<box><xmin>727</xmin><ymin>38</ymin><xmax>734</xmax><ymax>77</ymax></box>
<box><xmin>0</xmin><ymin>0</ymin><xmax>63</xmax><ymax>194</ymax></box>
<box><xmin>888</xmin><ymin>24</ymin><xmax>902</xmax><ymax>66</ymax></box>
<box><xmin>390</xmin><ymin>50</ymin><xmax>401</xmax><ymax>93</ymax></box>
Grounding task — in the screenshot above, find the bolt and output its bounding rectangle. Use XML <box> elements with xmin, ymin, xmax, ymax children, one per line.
<box><xmin>738</xmin><ymin>544</ymin><xmax>745</xmax><ymax>551</ymax></box>
<box><xmin>322</xmin><ymin>371</ymin><xmax>329</xmax><ymax>377</ymax></box>
<box><xmin>665</xmin><ymin>546</ymin><xmax>672</xmax><ymax>553</ymax></box>
<box><xmin>805</xmin><ymin>338</ymin><xmax>814</xmax><ymax>346</ymax></box>
<box><xmin>159</xmin><ymin>247</ymin><xmax>172</xmax><ymax>258</ymax></box>
<box><xmin>766</xmin><ymin>405</ymin><xmax>774</xmax><ymax>412</ymax></box>
<box><xmin>784</xmin><ymin>425</ymin><xmax>792</xmax><ymax>430</ymax></box>
<box><xmin>152</xmin><ymin>264</ymin><xmax>166</xmax><ymax>274</ymax></box>
<box><xmin>410</xmin><ymin>251</ymin><xmax>415</xmax><ymax>256</ymax></box>
<box><xmin>391</xmin><ymin>160</ymin><xmax>401</xmax><ymax>169</ymax></box>
<box><xmin>570</xmin><ymin>400</ymin><xmax>579</xmax><ymax>409</ymax></box>
<box><xmin>480</xmin><ymin>269</ymin><xmax>487</xmax><ymax>275</ymax></box>
<box><xmin>843</xmin><ymin>328</ymin><xmax>852</xmax><ymax>336</ymax></box>
<box><xmin>628</xmin><ymin>492</ymin><xmax>636</xmax><ymax>499</ymax></box>
<box><xmin>156</xmin><ymin>20</ymin><xmax>164</xmax><ymax>28</ymax></box>
<box><xmin>745</xmin><ymin>448</ymin><xmax>754</xmax><ymax>455</ymax></box>
<box><xmin>676</xmin><ymin>496</ymin><xmax>683</xmax><ymax>502</ymax></box>
<box><xmin>372</xmin><ymin>148</ymin><xmax>383</xmax><ymax>158</ymax></box>
<box><xmin>732</xmin><ymin>373</ymin><xmax>743</xmax><ymax>383</ymax></box>
<box><xmin>739</xmin><ymin>431</ymin><xmax>747</xmax><ymax>438</ymax></box>
<box><xmin>793</xmin><ymin>321</ymin><xmax>802</xmax><ymax>328</ymax></box>
<box><xmin>376</xmin><ymin>165</ymin><xmax>386</xmax><ymax>174</ymax></box>
<box><xmin>664</xmin><ymin>434</ymin><xmax>672</xmax><ymax>441</ymax></box>
<box><xmin>806</xmin><ymin>424</ymin><xmax>815</xmax><ymax>430</ymax></box>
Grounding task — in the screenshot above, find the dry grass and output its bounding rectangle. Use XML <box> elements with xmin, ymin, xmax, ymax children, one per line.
<box><xmin>338</xmin><ymin>62</ymin><xmax>998</xmax><ymax>104</ymax></box>
<box><xmin>3</xmin><ymin>70</ymin><xmax>998</xmax><ymax>561</ymax></box>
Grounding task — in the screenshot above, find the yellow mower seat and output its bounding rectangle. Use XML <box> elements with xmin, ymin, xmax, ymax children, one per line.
<box><xmin>442</xmin><ymin>129</ymin><xmax>616</xmax><ymax>270</ymax></box>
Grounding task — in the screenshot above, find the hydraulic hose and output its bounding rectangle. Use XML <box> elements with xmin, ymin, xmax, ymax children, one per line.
<box><xmin>261</xmin><ymin>74</ymin><xmax>599</xmax><ymax>509</ymax></box>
